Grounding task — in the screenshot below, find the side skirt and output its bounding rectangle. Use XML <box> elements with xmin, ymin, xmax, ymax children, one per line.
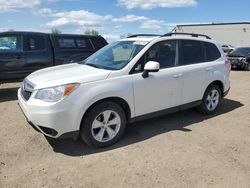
<box><xmin>130</xmin><ymin>100</ymin><xmax>201</xmax><ymax>123</ymax></box>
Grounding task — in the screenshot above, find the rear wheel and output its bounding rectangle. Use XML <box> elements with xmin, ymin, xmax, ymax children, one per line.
<box><xmin>198</xmin><ymin>84</ymin><xmax>222</xmax><ymax>115</ymax></box>
<box><xmin>80</xmin><ymin>101</ymin><xmax>126</xmax><ymax>147</ymax></box>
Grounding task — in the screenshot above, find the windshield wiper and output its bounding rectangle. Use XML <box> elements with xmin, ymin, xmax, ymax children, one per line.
<box><xmin>85</xmin><ymin>63</ymin><xmax>103</xmax><ymax>69</ymax></box>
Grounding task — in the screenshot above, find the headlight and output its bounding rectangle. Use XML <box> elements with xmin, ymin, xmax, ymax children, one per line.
<box><xmin>35</xmin><ymin>83</ymin><xmax>79</xmax><ymax>102</ymax></box>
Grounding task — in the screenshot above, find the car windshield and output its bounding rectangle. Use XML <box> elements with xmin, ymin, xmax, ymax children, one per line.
<box><xmin>81</xmin><ymin>40</ymin><xmax>147</xmax><ymax>70</ymax></box>
<box><xmin>228</xmin><ymin>47</ymin><xmax>250</xmax><ymax>57</ymax></box>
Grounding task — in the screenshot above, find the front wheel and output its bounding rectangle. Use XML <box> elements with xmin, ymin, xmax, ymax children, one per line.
<box><xmin>244</xmin><ymin>62</ymin><xmax>250</xmax><ymax>71</ymax></box>
<box><xmin>80</xmin><ymin>101</ymin><xmax>126</xmax><ymax>147</ymax></box>
<box><xmin>198</xmin><ymin>84</ymin><xmax>222</xmax><ymax>115</ymax></box>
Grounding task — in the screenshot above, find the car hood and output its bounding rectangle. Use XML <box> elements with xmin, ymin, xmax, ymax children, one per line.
<box><xmin>227</xmin><ymin>54</ymin><xmax>245</xmax><ymax>58</ymax></box>
<box><xmin>26</xmin><ymin>63</ymin><xmax>111</xmax><ymax>89</ymax></box>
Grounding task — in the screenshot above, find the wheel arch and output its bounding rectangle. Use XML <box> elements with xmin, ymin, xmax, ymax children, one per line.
<box><xmin>80</xmin><ymin>97</ymin><xmax>132</xmax><ymax>128</ymax></box>
<box><xmin>206</xmin><ymin>80</ymin><xmax>224</xmax><ymax>97</ymax></box>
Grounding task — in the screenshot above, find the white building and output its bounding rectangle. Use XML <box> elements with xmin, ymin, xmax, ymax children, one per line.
<box><xmin>172</xmin><ymin>22</ymin><xmax>250</xmax><ymax>47</ymax></box>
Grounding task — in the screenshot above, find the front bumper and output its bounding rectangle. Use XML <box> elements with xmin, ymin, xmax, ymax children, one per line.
<box><xmin>18</xmin><ymin>88</ymin><xmax>79</xmax><ymax>139</ymax></box>
<box><xmin>230</xmin><ymin>60</ymin><xmax>248</xmax><ymax>69</ymax></box>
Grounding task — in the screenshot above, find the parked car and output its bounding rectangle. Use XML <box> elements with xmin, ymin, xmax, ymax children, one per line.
<box><xmin>221</xmin><ymin>44</ymin><xmax>234</xmax><ymax>54</ymax></box>
<box><xmin>18</xmin><ymin>33</ymin><xmax>231</xmax><ymax>147</ymax></box>
<box><xmin>0</xmin><ymin>31</ymin><xmax>108</xmax><ymax>82</ymax></box>
<box><xmin>227</xmin><ymin>47</ymin><xmax>250</xmax><ymax>71</ymax></box>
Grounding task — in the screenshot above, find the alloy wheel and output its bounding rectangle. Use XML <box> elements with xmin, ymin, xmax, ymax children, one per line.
<box><xmin>206</xmin><ymin>89</ymin><xmax>220</xmax><ymax>111</ymax></box>
<box><xmin>91</xmin><ymin>110</ymin><xmax>121</xmax><ymax>142</ymax></box>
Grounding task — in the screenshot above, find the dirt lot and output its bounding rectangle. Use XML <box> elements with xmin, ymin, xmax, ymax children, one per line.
<box><xmin>0</xmin><ymin>71</ymin><xmax>250</xmax><ymax>188</ymax></box>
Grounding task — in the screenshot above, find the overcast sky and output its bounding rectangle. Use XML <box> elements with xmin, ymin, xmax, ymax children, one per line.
<box><xmin>0</xmin><ymin>0</ymin><xmax>249</xmax><ymax>41</ymax></box>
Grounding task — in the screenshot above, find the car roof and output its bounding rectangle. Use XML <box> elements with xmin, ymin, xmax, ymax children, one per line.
<box><xmin>121</xmin><ymin>35</ymin><xmax>216</xmax><ymax>44</ymax></box>
<box><xmin>0</xmin><ymin>31</ymin><xmax>104</xmax><ymax>38</ymax></box>
<box><xmin>121</xmin><ymin>36</ymin><xmax>159</xmax><ymax>42</ymax></box>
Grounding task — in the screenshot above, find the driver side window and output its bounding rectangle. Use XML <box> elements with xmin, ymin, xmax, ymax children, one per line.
<box><xmin>131</xmin><ymin>40</ymin><xmax>177</xmax><ymax>74</ymax></box>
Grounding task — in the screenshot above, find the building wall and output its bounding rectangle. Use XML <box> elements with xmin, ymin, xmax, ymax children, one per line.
<box><xmin>174</xmin><ymin>23</ymin><xmax>250</xmax><ymax>47</ymax></box>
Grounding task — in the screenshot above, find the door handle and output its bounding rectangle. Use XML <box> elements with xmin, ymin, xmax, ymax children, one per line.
<box><xmin>172</xmin><ymin>73</ymin><xmax>183</xmax><ymax>78</ymax></box>
<box><xmin>205</xmin><ymin>67</ymin><xmax>213</xmax><ymax>71</ymax></box>
<box><xmin>14</xmin><ymin>55</ymin><xmax>24</xmax><ymax>59</ymax></box>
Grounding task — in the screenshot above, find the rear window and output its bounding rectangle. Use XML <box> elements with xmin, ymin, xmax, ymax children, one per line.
<box><xmin>180</xmin><ymin>40</ymin><xmax>206</xmax><ymax>65</ymax></box>
<box><xmin>204</xmin><ymin>42</ymin><xmax>221</xmax><ymax>61</ymax></box>
<box><xmin>56</xmin><ymin>36</ymin><xmax>93</xmax><ymax>50</ymax></box>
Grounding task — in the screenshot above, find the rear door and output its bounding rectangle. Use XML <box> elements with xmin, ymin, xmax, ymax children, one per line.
<box><xmin>24</xmin><ymin>33</ymin><xmax>54</xmax><ymax>73</ymax></box>
<box><xmin>178</xmin><ymin>39</ymin><xmax>210</xmax><ymax>104</ymax></box>
<box><xmin>0</xmin><ymin>34</ymin><xmax>26</xmax><ymax>80</ymax></box>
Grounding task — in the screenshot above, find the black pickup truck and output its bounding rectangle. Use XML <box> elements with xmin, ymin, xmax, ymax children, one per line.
<box><xmin>0</xmin><ymin>31</ymin><xmax>108</xmax><ymax>82</ymax></box>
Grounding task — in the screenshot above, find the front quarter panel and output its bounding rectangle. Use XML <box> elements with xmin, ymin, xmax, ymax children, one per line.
<box><xmin>65</xmin><ymin>75</ymin><xmax>134</xmax><ymax>131</ymax></box>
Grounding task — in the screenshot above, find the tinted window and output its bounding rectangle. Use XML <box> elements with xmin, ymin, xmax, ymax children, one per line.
<box><xmin>76</xmin><ymin>38</ymin><xmax>93</xmax><ymax>49</ymax></box>
<box><xmin>57</xmin><ymin>37</ymin><xmax>93</xmax><ymax>49</ymax></box>
<box><xmin>27</xmin><ymin>35</ymin><xmax>45</xmax><ymax>51</ymax></box>
<box><xmin>58</xmin><ymin>38</ymin><xmax>76</xmax><ymax>48</ymax></box>
<box><xmin>76</xmin><ymin>39</ymin><xmax>87</xmax><ymax>48</ymax></box>
<box><xmin>91</xmin><ymin>37</ymin><xmax>107</xmax><ymax>50</ymax></box>
<box><xmin>0</xmin><ymin>35</ymin><xmax>21</xmax><ymax>51</ymax></box>
<box><xmin>204</xmin><ymin>42</ymin><xmax>221</xmax><ymax>61</ymax></box>
<box><xmin>157</xmin><ymin>41</ymin><xmax>176</xmax><ymax>69</ymax></box>
<box><xmin>132</xmin><ymin>40</ymin><xmax>177</xmax><ymax>73</ymax></box>
<box><xmin>180</xmin><ymin>40</ymin><xmax>206</xmax><ymax>65</ymax></box>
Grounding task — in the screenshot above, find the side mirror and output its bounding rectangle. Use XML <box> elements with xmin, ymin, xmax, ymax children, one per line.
<box><xmin>142</xmin><ymin>61</ymin><xmax>160</xmax><ymax>78</ymax></box>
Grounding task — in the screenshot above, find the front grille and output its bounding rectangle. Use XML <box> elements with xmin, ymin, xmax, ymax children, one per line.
<box><xmin>21</xmin><ymin>88</ymin><xmax>32</xmax><ymax>101</ymax></box>
<box><xmin>21</xmin><ymin>79</ymin><xmax>34</xmax><ymax>101</ymax></box>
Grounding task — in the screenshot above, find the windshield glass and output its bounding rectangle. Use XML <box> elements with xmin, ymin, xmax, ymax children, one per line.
<box><xmin>229</xmin><ymin>47</ymin><xmax>250</xmax><ymax>57</ymax></box>
<box><xmin>81</xmin><ymin>40</ymin><xmax>147</xmax><ymax>70</ymax></box>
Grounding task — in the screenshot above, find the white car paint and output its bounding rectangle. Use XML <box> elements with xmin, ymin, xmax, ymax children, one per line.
<box><xmin>18</xmin><ymin>35</ymin><xmax>230</xmax><ymax>138</ymax></box>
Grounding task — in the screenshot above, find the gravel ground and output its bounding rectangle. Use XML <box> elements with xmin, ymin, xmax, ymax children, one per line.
<box><xmin>0</xmin><ymin>71</ymin><xmax>250</xmax><ymax>188</ymax></box>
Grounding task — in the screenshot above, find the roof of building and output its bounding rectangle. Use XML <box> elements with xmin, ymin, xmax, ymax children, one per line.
<box><xmin>175</xmin><ymin>22</ymin><xmax>250</xmax><ymax>27</ymax></box>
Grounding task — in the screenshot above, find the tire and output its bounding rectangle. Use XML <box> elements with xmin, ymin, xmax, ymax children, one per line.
<box><xmin>244</xmin><ymin>62</ymin><xmax>250</xmax><ymax>71</ymax></box>
<box><xmin>198</xmin><ymin>84</ymin><xmax>222</xmax><ymax>115</ymax></box>
<box><xmin>80</xmin><ymin>101</ymin><xmax>126</xmax><ymax>148</ymax></box>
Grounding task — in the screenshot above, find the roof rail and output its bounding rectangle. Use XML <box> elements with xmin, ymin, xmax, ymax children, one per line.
<box><xmin>162</xmin><ymin>32</ymin><xmax>211</xmax><ymax>39</ymax></box>
<box><xmin>127</xmin><ymin>34</ymin><xmax>160</xmax><ymax>38</ymax></box>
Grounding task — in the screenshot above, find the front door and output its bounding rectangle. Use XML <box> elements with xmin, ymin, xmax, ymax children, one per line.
<box><xmin>131</xmin><ymin>40</ymin><xmax>183</xmax><ymax>117</ymax></box>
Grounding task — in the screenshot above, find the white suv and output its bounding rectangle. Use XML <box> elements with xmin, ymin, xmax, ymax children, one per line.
<box><xmin>18</xmin><ymin>33</ymin><xmax>231</xmax><ymax>147</ymax></box>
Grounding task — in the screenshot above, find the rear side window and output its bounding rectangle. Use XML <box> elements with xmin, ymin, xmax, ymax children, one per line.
<box><xmin>58</xmin><ymin>38</ymin><xmax>76</xmax><ymax>48</ymax></box>
<box><xmin>26</xmin><ymin>35</ymin><xmax>45</xmax><ymax>51</ymax></box>
<box><xmin>90</xmin><ymin>37</ymin><xmax>107</xmax><ymax>50</ymax></box>
<box><xmin>0</xmin><ymin>35</ymin><xmax>21</xmax><ymax>51</ymax></box>
<box><xmin>76</xmin><ymin>39</ymin><xmax>87</xmax><ymax>48</ymax></box>
<box><xmin>56</xmin><ymin>36</ymin><xmax>93</xmax><ymax>49</ymax></box>
<box><xmin>180</xmin><ymin>40</ymin><xmax>206</xmax><ymax>65</ymax></box>
<box><xmin>204</xmin><ymin>42</ymin><xmax>221</xmax><ymax>61</ymax></box>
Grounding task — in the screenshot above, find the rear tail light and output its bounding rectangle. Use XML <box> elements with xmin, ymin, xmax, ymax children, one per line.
<box><xmin>225</xmin><ymin>60</ymin><xmax>231</xmax><ymax>72</ymax></box>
